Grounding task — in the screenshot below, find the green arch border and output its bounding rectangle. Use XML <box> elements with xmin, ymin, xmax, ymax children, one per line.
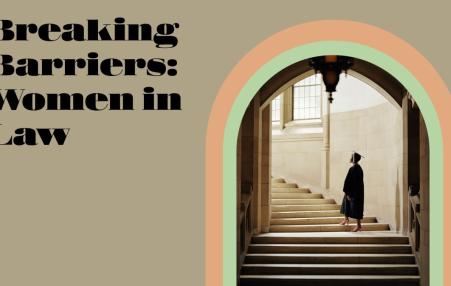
<box><xmin>223</xmin><ymin>41</ymin><xmax>443</xmax><ymax>286</ymax></box>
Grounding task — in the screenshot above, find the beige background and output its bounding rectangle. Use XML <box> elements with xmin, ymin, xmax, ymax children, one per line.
<box><xmin>0</xmin><ymin>1</ymin><xmax>450</xmax><ymax>285</ymax></box>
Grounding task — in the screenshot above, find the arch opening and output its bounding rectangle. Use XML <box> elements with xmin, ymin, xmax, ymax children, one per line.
<box><xmin>236</xmin><ymin>56</ymin><xmax>430</xmax><ymax>285</ymax></box>
<box><xmin>216</xmin><ymin>42</ymin><xmax>444</xmax><ymax>286</ymax></box>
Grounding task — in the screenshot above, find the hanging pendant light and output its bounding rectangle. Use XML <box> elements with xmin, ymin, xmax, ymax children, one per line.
<box><xmin>309</xmin><ymin>56</ymin><xmax>353</xmax><ymax>103</ymax></box>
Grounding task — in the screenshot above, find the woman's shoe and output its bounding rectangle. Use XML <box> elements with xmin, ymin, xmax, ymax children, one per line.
<box><xmin>339</xmin><ymin>219</ymin><xmax>349</xmax><ymax>226</ymax></box>
<box><xmin>351</xmin><ymin>226</ymin><xmax>362</xmax><ymax>232</ymax></box>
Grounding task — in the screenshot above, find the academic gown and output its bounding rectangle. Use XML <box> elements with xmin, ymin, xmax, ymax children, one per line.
<box><xmin>340</xmin><ymin>164</ymin><xmax>364</xmax><ymax>219</ymax></box>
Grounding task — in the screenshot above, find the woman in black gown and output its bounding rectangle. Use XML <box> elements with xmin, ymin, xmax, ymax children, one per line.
<box><xmin>339</xmin><ymin>152</ymin><xmax>364</xmax><ymax>232</ymax></box>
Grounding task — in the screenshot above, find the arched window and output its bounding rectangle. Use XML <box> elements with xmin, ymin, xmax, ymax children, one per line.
<box><xmin>293</xmin><ymin>74</ymin><xmax>322</xmax><ymax>120</ymax></box>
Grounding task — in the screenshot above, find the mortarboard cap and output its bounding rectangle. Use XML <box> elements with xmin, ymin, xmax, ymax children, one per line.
<box><xmin>351</xmin><ymin>151</ymin><xmax>364</xmax><ymax>163</ymax></box>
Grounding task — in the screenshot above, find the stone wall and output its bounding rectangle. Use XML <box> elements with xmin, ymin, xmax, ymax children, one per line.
<box><xmin>271</xmin><ymin>124</ymin><xmax>323</xmax><ymax>193</ymax></box>
<box><xmin>327</xmin><ymin>102</ymin><xmax>403</xmax><ymax>229</ymax></box>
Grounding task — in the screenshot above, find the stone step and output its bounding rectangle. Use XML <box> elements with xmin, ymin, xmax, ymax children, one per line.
<box><xmin>240</xmin><ymin>275</ymin><xmax>420</xmax><ymax>286</ymax></box>
<box><xmin>271</xmin><ymin>187</ymin><xmax>311</xmax><ymax>193</ymax></box>
<box><xmin>245</xmin><ymin>253</ymin><xmax>416</xmax><ymax>264</ymax></box>
<box><xmin>269</xmin><ymin>223</ymin><xmax>390</xmax><ymax>232</ymax></box>
<box><xmin>271</xmin><ymin>198</ymin><xmax>335</xmax><ymax>205</ymax></box>
<box><xmin>272</xmin><ymin>204</ymin><xmax>341</xmax><ymax>212</ymax></box>
<box><xmin>241</xmin><ymin>264</ymin><xmax>419</xmax><ymax>275</ymax></box>
<box><xmin>272</xmin><ymin>193</ymin><xmax>323</xmax><ymax>199</ymax></box>
<box><xmin>271</xmin><ymin>210</ymin><xmax>341</xmax><ymax>218</ymax></box>
<box><xmin>252</xmin><ymin>234</ymin><xmax>410</xmax><ymax>244</ymax></box>
<box><xmin>248</xmin><ymin>244</ymin><xmax>411</xmax><ymax>254</ymax></box>
<box><xmin>272</xmin><ymin>183</ymin><xmax>298</xmax><ymax>188</ymax></box>
<box><xmin>270</xmin><ymin>217</ymin><xmax>377</xmax><ymax>225</ymax></box>
<box><xmin>271</xmin><ymin>178</ymin><xmax>285</xmax><ymax>183</ymax></box>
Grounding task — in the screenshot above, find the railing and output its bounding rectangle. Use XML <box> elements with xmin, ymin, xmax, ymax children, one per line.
<box><xmin>238</xmin><ymin>182</ymin><xmax>253</xmax><ymax>275</ymax></box>
<box><xmin>409</xmin><ymin>192</ymin><xmax>421</xmax><ymax>254</ymax></box>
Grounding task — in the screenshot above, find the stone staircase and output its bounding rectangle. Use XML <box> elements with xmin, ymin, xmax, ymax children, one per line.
<box><xmin>240</xmin><ymin>177</ymin><xmax>420</xmax><ymax>286</ymax></box>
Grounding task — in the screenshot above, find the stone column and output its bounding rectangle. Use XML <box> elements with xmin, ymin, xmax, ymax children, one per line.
<box><xmin>282</xmin><ymin>87</ymin><xmax>293</xmax><ymax>128</ymax></box>
<box><xmin>402</xmin><ymin>94</ymin><xmax>429</xmax><ymax>286</ymax></box>
<box><xmin>321</xmin><ymin>92</ymin><xmax>330</xmax><ymax>190</ymax></box>
<box><xmin>259</xmin><ymin>105</ymin><xmax>271</xmax><ymax>232</ymax></box>
<box><xmin>402</xmin><ymin>94</ymin><xmax>420</xmax><ymax>234</ymax></box>
<box><xmin>401</xmin><ymin>95</ymin><xmax>409</xmax><ymax>234</ymax></box>
<box><xmin>239</xmin><ymin>97</ymin><xmax>260</xmax><ymax>234</ymax></box>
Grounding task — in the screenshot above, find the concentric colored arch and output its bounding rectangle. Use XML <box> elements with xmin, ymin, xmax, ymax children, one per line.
<box><xmin>205</xmin><ymin>20</ymin><xmax>450</xmax><ymax>286</ymax></box>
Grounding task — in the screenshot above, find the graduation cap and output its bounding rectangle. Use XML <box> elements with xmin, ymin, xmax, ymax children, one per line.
<box><xmin>351</xmin><ymin>151</ymin><xmax>364</xmax><ymax>163</ymax></box>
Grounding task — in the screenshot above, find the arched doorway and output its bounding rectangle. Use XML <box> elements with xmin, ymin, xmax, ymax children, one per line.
<box><xmin>205</xmin><ymin>21</ymin><xmax>448</xmax><ymax>286</ymax></box>
<box><xmin>236</xmin><ymin>56</ymin><xmax>429</xmax><ymax>285</ymax></box>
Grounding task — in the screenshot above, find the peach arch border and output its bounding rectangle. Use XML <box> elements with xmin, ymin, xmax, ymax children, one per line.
<box><xmin>205</xmin><ymin>20</ymin><xmax>450</xmax><ymax>286</ymax></box>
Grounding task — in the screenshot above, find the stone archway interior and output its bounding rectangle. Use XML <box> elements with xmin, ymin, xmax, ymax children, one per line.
<box><xmin>237</xmin><ymin>56</ymin><xmax>429</xmax><ymax>286</ymax></box>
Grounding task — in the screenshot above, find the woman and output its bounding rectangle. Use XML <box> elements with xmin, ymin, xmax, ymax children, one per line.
<box><xmin>339</xmin><ymin>152</ymin><xmax>364</xmax><ymax>232</ymax></box>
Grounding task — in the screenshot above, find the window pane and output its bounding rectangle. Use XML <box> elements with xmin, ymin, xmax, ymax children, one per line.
<box><xmin>299</xmin><ymin>87</ymin><xmax>304</xmax><ymax>97</ymax></box>
<box><xmin>292</xmin><ymin>74</ymin><xmax>322</xmax><ymax>120</ymax></box>
<box><xmin>271</xmin><ymin>95</ymin><xmax>281</xmax><ymax>122</ymax></box>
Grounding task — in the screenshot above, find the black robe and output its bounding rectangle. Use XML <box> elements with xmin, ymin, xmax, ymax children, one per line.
<box><xmin>340</xmin><ymin>164</ymin><xmax>364</xmax><ymax>219</ymax></box>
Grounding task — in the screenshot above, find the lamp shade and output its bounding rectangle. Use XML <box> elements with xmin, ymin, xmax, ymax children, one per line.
<box><xmin>309</xmin><ymin>55</ymin><xmax>354</xmax><ymax>103</ymax></box>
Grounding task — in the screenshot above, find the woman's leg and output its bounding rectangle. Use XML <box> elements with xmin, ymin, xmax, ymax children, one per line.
<box><xmin>351</xmin><ymin>219</ymin><xmax>362</xmax><ymax>232</ymax></box>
